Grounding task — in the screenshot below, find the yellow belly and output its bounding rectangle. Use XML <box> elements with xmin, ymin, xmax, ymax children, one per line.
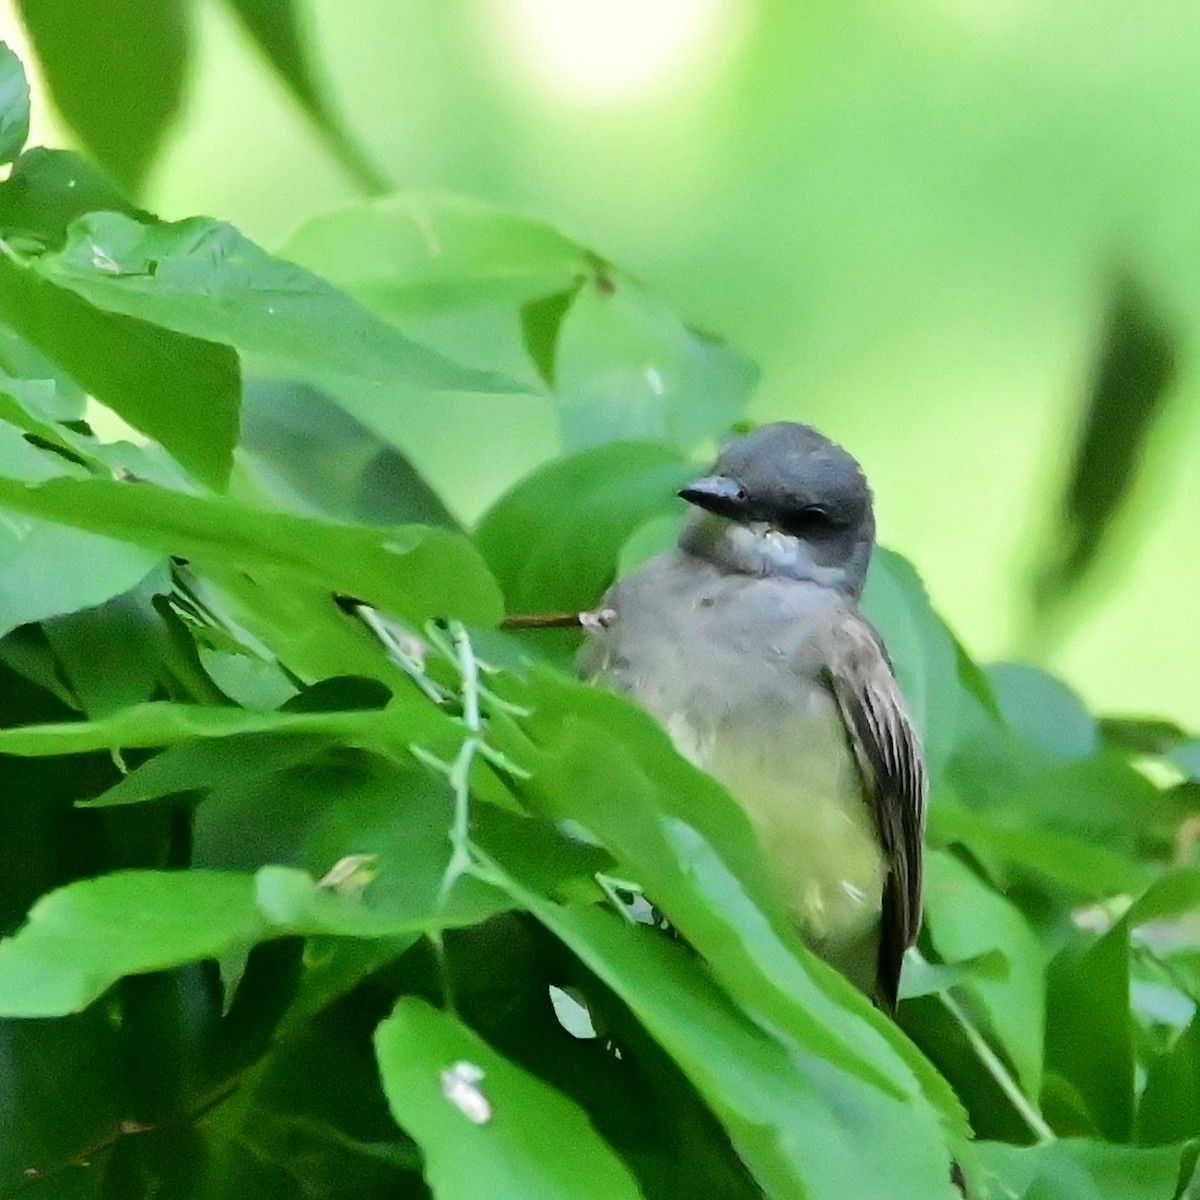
<box><xmin>668</xmin><ymin>697</ymin><xmax>886</xmax><ymax>988</ymax></box>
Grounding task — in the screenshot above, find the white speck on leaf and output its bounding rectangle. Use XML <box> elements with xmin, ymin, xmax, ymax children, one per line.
<box><xmin>644</xmin><ymin>366</ymin><xmax>664</xmax><ymax>395</ymax></box>
<box><xmin>440</xmin><ymin>1060</ymin><xmax>491</xmax><ymax>1124</ymax></box>
<box><xmin>317</xmin><ymin>853</ymin><xmax>378</xmax><ymax>893</ymax></box>
<box><xmin>90</xmin><ymin>244</ymin><xmax>120</xmax><ymax>274</ymax></box>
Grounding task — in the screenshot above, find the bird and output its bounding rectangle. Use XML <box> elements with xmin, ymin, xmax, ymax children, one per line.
<box><xmin>581</xmin><ymin>422</ymin><xmax>926</xmax><ymax>1011</ymax></box>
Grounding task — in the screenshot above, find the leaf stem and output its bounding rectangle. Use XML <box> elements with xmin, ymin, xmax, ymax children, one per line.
<box><xmin>935</xmin><ymin>978</ymin><xmax>1056</xmax><ymax>1143</ymax></box>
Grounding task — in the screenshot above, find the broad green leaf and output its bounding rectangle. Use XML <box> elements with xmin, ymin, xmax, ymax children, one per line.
<box><xmin>930</xmin><ymin>801</ymin><xmax>1148</xmax><ymax>897</ymax></box>
<box><xmin>15</xmin><ymin>0</ymin><xmax>188</xmax><ymax>193</ymax></box>
<box><xmin>222</xmin><ymin>0</ymin><xmax>388</xmax><ymax>194</ymax></box>
<box><xmin>254</xmin><ymin>865</ymin><xmax>504</xmax><ymax>939</ymax></box>
<box><xmin>239</xmin><ymin>378</ymin><xmax>458</xmax><ymax>528</ymax></box>
<box><xmin>81</xmin><ymin>731</ymin><xmax>333</xmax><ymax>807</ymax></box>
<box><xmin>554</xmin><ymin>273</ymin><xmax>758</xmax><ymax>450</ymax></box>
<box><xmin>474</xmin><ymin>440</ymin><xmax>693</xmax><ymax>616</ymax></box>
<box><xmin>0</xmin><ymin>41</ymin><xmax>30</xmax><ymax>165</ymax></box>
<box><xmin>0</xmin><ymin>256</ymin><xmax>240</xmax><ymax>489</ymax></box>
<box><xmin>986</xmin><ymin>663</ymin><xmax>1098</xmax><ymax>762</ymax></box>
<box><xmin>923</xmin><ymin>851</ymin><xmax>1046</xmax><ymax>1099</ymax></box>
<box><xmin>0</xmin><ymin>147</ymin><xmax>145</xmax><ymax>245</ymax></box>
<box><xmin>0</xmin><ymin>1010</ymin><xmax>126</xmax><ymax>1193</ymax></box>
<box><xmin>375</xmin><ymin>997</ymin><xmax>644</xmax><ymax>1200</ymax></box>
<box><xmin>977</xmin><ymin>1138</ymin><xmax>1186</xmax><ymax>1200</ymax></box>
<box><xmin>1137</xmin><ymin>1014</ymin><xmax>1200</xmax><ymax>1145</ymax></box>
<box><xmin>0</xmin><ymin>871</ymin><xmax>262</xmax><ymax>1016</ymax></box>
<box><xmin>198</xmin><ymin>752</ymin><xmax>512</xmax><ymax>928</ymax></box>
<box><xmin>41</xmin><ymin>571</ymin><xmax>171</xmax><ymax>717</ymax></box>
<box><xmin>0</xmin><ymin>514</ymin><xmax>159</xmax><ymax>641</ymax></box>
<box><xmin>1037</xmin><ymin>875</ymin><xmax>1200</xmax><ymax>1141</ymax></box>
<box><xmin>505</xmin><ymin>886</ymin><xmax>959</xmax><ymax>1200</ymax></box>
<box><xmin>0</xmin><ymin>425</ymin><xmax>161</xmax><ymax>635</ymax></box>
<box><xmin>33</xmin><ymin>212</ymin><xmax>521</xmax><ymax>400</ymax></box>
<box><xmin>1045</xmin><ymin>927</ymin><xmax>1134</xmax><ymax>1141</ymax></box>
<box><xmin>898</xmin><ymin>949</ymin><xmax>1008</xmax><ymax>1001</ymax></box>
<box><xmin>0</xmin><ymin>698</ymin><xmax>450</xmax><ymax>758</ymax></box>
<box><xmin>283</xmin><ymin>192</ymin><xmax>590</xmax><ymax>316</ymax></box>
<box><xmin>0</xmin><ymin>857</ymin><xmax>503</xmax><ymax>1019</ymax></box>
<box><xmin>493</xmin><ymin>668</ymin><xmax>972</xmax><ymax>1152</ymax></box>
<box><xmin>0</xmin><ymin>475</ymin><xmax>504</xmax><ymax>627</ymax></box>
<box><xmin>862</xmin><ymin>548</ymin><xmax>961</xmax><ymax>781</ymax></box>
<box><xmin>521</xmin><ymin>286</ymin><xmax>578</xmax><ymax>385</ymax></box>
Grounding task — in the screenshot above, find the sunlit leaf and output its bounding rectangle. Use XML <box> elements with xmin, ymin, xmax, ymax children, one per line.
<box><xmin>31</xmin><ymin>212</ymin><xmax>522</xmax><ymax>401</ymax></box>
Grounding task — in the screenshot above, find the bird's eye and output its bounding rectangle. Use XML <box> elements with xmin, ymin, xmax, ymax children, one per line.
<box><xmin>778</xmin><ymin>505</ymin><xmax>836</xmax><ymax>537</ymax></box>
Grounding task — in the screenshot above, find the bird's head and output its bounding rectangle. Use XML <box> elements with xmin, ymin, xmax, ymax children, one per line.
<box><xmin>677</xmin><ymin>422</ymin><xmax>876</xmax><ymax>596</ymax></box>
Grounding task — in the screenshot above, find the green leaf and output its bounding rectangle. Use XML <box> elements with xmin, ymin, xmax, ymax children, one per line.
<box><xmin>507</xmin><ymin>888</ymin><xmax>959</xmax><ymax>1200</ymax></box>
<box><xmin>222</xmin><ymin>0</ymin><xmax>388</xmax><ymax>194</ymax></box>
<box><xmin>474</xmin><ymin>440</ymin><xmax>693</xmax><ymax>616</ymax></box>
<box><xmin>0</xmin><ymin>871</ymin><xmax>262</xmax><ymax>1016</ymax></box>
<box><xmin>1032</xmin><ymin>272</ymin><xmax>1180</xmax><ymax>625</ymax></box>
<box><xmin>375</xmin><ymin>997</ymin><xmax>644</xmax><ymax>1200</ymax></box>
<box><xmin>521</xmin><ymin>286</ymin><xmax>578</xmax><ymax>386</ymax></box>
<box><xmin>986</xmin><ymin>663</ymin><xmax>1099</xmax><ymax>762</ymax></box>
<box><xmin>0</xmin><ymin>40</ymin><xmax>30</xmax><ymax>165</ymax></box>
<box><xmin>0</xmin><ymin>475</ymin><xmax>504</xmax><ymax>627</ymax></box>
<box><xmin>1043</xmin><ymin>874</ymin><xmax>1200</xmax><ymax>1141</ymax></box>
<box><xmin>1046</xmin><ymin>930</ymin><xmax>1134</xmax><ymax>1141</ymax></box>
<box><xmin>240</xmin><ymin>378</ymin><xmax>458</xmax><ymax>528</ymax></box>
<box><xmin>0</xmin><ymin>425</ymin><xmax>162</xmax><ymax>635</ymax></box>
<box><xmin>0</xmin><ymin>255</ymin><xmax>241</xmax><ymax>489</ymax></box>
<box><xmin>493</xmin><ymin>669</ymin><xmax>972</xmax><ymax>1159</ymax></box>
<box><xmin>81</xmin><ymin>731</ymin><xmax>332</xmax><ymax>808</ymax></box>
<box><xmin>0</xmin><ymin>1010</ymin><xmax>127</xmax><ymax>1193</ymax></box>
<box><xmin>33</xmin><ymin>212</ymin><xmax>521</xmax><ymax>400</ymax></box>
<box><xmin>0</xmin><ymin>698</ymin><xmax>449</xmax><ymax>758</ymax></box>
<box><xmin>977</xmin><ymin>1138</ymin><xmax>1187</xmax><ymax>1200</ymax></box>
<box><xmin>0</xmin><ymin>147</ymin><xmax>145</xmax><ymax>245</ymax></box>
<box><xmin>41</xmin><ymin>570</ymin><xmax>171</xmax><ymax>717</ymax></box>
<box><xmin>253</xmin><ymin>865</ymin><xmax>504</xmax><ymax>939</ymax></box>
<box><xmin>862</xmin><ymin>548</ymin><xmax>961</xmax><ymax>781</ymax></box>
<box><xmin>14</xmin><ymin>0</ymin><xmax>189</xmax><ymax>193</ymax></box>
<box><xmin>554</xmin><ymin>273</ymin><xmax>758</xmax><ymax>450</ymax></box>
<box><xmin>930</xmin><ymin>801</ymin><xmax>1148</xmax><ymax>896</ymax></box>
<box><xmin>1137</xmin><ymin>1015</ymin><xmax>1200</xmax><ymax>1146</ymax></box>
<box><xmin>0</xmin><ymin>852</ymin><xmax>503</xmax><ymax>1019</ymax></box>
<box><xmin>283</xmin><ymin>192</ymin><xmax>590</xmax><ymax>316</ymax></box>
<box><xmin>923</xmin><ymin>851</ymin><xmax>1046</xmax><ymax>1099</ymax></box>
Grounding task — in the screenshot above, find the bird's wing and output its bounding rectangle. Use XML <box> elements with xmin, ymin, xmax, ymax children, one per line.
<box><xmin>822</xmin><ymin>609</ymin><xmax>927</xmax><ymax>1012</ymax></box>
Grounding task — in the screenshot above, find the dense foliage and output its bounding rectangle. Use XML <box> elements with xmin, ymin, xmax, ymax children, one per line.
<box><xmin>0</xmin><ymin>24</ymin><xmax>1198</xmax><ymax>1200</ymax></box>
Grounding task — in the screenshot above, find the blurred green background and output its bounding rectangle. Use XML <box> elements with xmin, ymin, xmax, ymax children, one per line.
<box><xmin>5</xmin><ymin>0</ymin><xmax>1198</xmax><ymax>727</ymax></box>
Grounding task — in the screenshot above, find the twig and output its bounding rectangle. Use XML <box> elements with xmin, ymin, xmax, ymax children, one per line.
<box><xmin>501</xmin><ymin>612</ymin><xmax>585</xmax><ymax>630</ymax></box>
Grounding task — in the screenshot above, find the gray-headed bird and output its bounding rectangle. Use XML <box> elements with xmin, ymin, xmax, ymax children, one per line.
<box><xmin>582</xmin><ymin>422</ymin><xmax>926</xmax><ymax>1010</ymax></box>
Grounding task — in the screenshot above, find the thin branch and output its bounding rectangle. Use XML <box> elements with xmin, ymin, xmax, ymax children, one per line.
<box><xmin>501</xmin><ymin>612</ymin><xmax>585</xmax><ymax>630</ymax></box>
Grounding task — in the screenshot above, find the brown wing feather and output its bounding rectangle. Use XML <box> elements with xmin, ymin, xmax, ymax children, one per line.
<box><xmin>823</xmin><ymin>610</ymin><xmax>927</xmax><ymax>1012</ymax></box>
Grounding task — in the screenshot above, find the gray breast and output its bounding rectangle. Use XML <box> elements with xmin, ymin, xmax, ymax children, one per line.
<box><xmin>583</xmin><ymin>550</ymin><xmax>886</xmax><ymax>980</ymax></box>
